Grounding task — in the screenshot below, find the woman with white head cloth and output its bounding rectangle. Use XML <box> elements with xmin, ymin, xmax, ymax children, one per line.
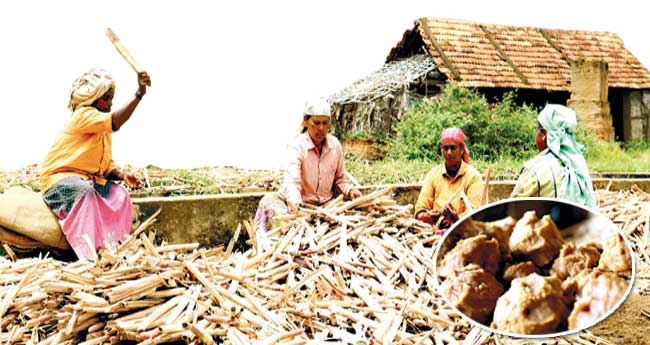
<box><xmin>39</xmin><ymin>68</ymin><xmax>151</xmax><ymax>260</ymax></box>
<box><xmin>254</xmin><ymin>97</ymin><xmax>362</xmax><ymax>233</ymax></box>
<box><xmin>511</xmin><ymin>104</ymin><xmax>596</xmax><ymax>208</ymax></box>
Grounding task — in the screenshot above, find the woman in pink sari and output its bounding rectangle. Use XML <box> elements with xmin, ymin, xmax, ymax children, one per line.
<box><xmin>39</xmin><ymin>68</ymin><xmax>151</xmax><ymax>259</ymax></box>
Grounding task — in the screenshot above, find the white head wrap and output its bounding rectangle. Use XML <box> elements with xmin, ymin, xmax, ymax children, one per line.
<box><xmin>303</xmin><ymin>97</ymin><xmax>331</xmax><ymax>117</ymax></box>
<box><xmin>68</xmin><ymin>68</ymin><xmax>115</xmax><ymax>111</ymax></box>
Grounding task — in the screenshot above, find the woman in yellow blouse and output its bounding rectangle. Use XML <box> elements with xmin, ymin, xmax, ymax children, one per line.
<box><xmin>415</xmin><ymin>128</ymin><xmax>483</xmax><ymax>230</ymax></box>
<box><xmin>39</xmin><ymin>68</ymin><xmax>151</xmax><ymax>259</ymax></box>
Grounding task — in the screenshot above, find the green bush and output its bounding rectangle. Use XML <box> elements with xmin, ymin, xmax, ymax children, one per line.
<box><xmin>390</xmin><ymin>85</ymin><xmax>539</xmax><ymax>162</ymax></box>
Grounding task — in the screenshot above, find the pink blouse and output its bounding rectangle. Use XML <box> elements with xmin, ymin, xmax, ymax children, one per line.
<box><xmin>280</xmin><ymin>133</ymin><xmax>351</xmax><ymax>206</ymax></box>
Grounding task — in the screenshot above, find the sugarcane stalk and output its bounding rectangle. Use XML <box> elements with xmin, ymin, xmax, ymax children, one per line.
<box><xmin>224</xmin><ymin>225</ymin><xmax>241</xmax><ymax>260</ymax></box>
<box><xmin>0</xmin><ymin>263</ymin><xmax>39</xmax><ymax>318</ymax></box>
<box><xmin>157</xmin><ymin>243</ymin><xmax>200</xmax><ymax>253</ymax></box>
<box><xmin>189</xmin><ymin>323</ymin><xmax>217</xmax><ymax>344</ymax></box>
<box><xmin>138</xmin><ymin>295</ymin><xmax>184</xmax><ymax>331</ymax></box>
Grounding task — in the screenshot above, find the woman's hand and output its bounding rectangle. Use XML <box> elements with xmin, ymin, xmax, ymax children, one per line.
<box><xmin>108</xmin><ymin>169</ymin><xmax>141</xmax><ymax>189</ymax></box>
<box><xmin>135</xmin><ymin>71</ymin><xmax>151</xmax><ymax>99</ymax></box>
<box><xmin>287</xmin><ymin>200</ymin><xmax>298</xmax><ymax>213</ymax></box>
<box><xmin>442</xmin><ymin>203</ymin><xmax>458</xmax><ymax>223</ymax></box>
<box><xmin>416</xmin><ymin>209</ymin><xmax>442</xmax><ymax>225</ymax></box>
<box><xmin>348</xmin><ymin>188</ymin><xmax>363</xmax><ymax>200</ymax></box>
<box><xmin>122</xmin><ymin>173</ymin><xmax>141</xmax><ymax>189</ymax></box>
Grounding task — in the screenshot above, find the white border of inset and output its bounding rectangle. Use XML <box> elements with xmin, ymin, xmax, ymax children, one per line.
<box><xmin>432</xmin><ymin>196</ymin><xmax>636</xmax><ymax>339</ymax></box>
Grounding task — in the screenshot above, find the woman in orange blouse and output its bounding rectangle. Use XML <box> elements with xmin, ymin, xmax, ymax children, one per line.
<box><xmin>415</xmin><ymin>128</ymin><xmax>483</xmax><ymax>230</ymax></box>
<box><xmin>39</xmin><ymin>68</ymin><xmax>151</xmax><ymax>259</ymax></box>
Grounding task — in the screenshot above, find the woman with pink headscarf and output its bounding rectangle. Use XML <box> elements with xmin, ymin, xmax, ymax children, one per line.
<box><xmin>414</xmin><ymin>128</ymin><xmax>483</xmax><ymax>229</ymax></box>
<box><xmin>39</xmin><ymin>68</ymin><xmax>151</xmax><ymax>260</ymax></box>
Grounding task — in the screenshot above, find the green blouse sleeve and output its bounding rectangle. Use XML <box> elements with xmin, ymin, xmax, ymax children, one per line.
<box><xmin>511</xmin><ymin>163</ymin><xmax>540</xmax><ymax>198</ymax></box>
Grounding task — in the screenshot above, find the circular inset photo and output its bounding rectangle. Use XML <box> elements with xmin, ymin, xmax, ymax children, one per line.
<box><xmin>433</xmin><ymin>197</ymin><xmax>635</xmax><ymax>338</ymax></box>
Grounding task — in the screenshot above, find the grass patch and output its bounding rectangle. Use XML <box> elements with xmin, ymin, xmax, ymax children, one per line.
<box><xmin>586</xmin><ymin>141</ymin><xmax>650</xmax><ymax>173</ymax></box>
<box><xmin>346</xmin><ymin>157</ymin><xmax>434</xmax><ymax>185</ymax></box>
<box><xmin>346</xmin><ymin>156</ymin><xmax>527</xmax><ymax>185</ymax></box>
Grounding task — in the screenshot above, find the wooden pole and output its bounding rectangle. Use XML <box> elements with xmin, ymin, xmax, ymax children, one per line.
<box><xmin>481</xmin><ymin>166</ymin><xmax>492</xmax><ymax>206</ymax></box>
<box><xmin>106</xmin><ymin>28</ymin><xmax>143</xmax><ymax>73</ymax></box>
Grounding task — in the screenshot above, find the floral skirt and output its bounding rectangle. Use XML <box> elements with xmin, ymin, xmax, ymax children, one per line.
<box><xmin>253</xmin><ymin>192</ymin><xmax>290</xmax><ymax>234</ymax></box>
<box><xmin>43</xmin><ymin>177</ymin><xmax>132</xmax><ymax>260</ymax></box>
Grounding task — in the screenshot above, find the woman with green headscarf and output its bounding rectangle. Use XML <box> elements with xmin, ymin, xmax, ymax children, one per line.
<box><xmin>511</xmin><ymin>104</ymin><xmax>596</xmax><ymax>208</ymax></box>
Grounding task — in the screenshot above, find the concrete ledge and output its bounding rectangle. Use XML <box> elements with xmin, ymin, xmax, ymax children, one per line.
<box><xmin>591</xmin><ymin>178</ymin><xmax>650</xmax><ymax>191</ymax></box>
<box><xmin>135</xmin><ymin>192</ymin><xmax>266</xmax><ymax>247</ymax></box>
<box><xmin>133</xmin><ymin>179</ymin><xmax>650</xmax><ymax>246</ymax></box>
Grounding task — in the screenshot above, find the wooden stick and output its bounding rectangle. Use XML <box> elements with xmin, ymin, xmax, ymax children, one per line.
<box><xmin>480</xmin><ymin>166</ymin><xmax>491</xmax><ymax>206</ymax></box>
<box><xmin>224</xmin><ymin>225</ymin><xmax>241</xmax><ymax>260</ymax></box>
<box><xmin>106</xmin><ymin>28</ymin><xmax>143</xmax><ymax>73</ymax></box>
<box><xmin>460</xmin><ymin>191</ymin><xmax>473</xmax><ymax>213</ymax></box>
<box><xmin>189</xmin><ymin>323</ymin><xmax>216</xmax><ymax>344</ymax></box>
<box><xmin>117</xmin><ymin>207</ymin><xmax>162</xmax><ymax>254</ymax></box>
<box><xmin>0</xmin><ymin>263</ymin><xmax>38</xmax><ymax>318</ymax></box>
<box><xmin>2</xmin><ymin>243</ymin><xmax>17</xmax><ymax>261</ymax></box>
<box><xmin>138</xmin><ymin>295</ymin><xmax>184</xmax><ymax>331</ymax></box>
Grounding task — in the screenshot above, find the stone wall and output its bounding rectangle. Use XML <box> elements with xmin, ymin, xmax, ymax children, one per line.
<box><xmin>567</xmin><ymin>59</ymin><xmax>615</xmax><ymax>140</ymax></box>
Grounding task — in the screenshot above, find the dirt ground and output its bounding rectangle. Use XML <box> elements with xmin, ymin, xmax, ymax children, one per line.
<box><xmin>588</xmin><ymin>292</ymin><xmax>650</xmax><ymax>344</ymax></box>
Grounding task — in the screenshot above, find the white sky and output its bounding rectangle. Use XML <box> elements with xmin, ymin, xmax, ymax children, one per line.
<box><xmin>1</xmin><ymin>0</ymin><xmax>648</xmax><ymax>171</ymax></box>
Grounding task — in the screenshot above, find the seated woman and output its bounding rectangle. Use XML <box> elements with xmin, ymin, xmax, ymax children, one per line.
<box><xmin>511</xmin><ymin>104</ymin><xmax>596</xmax><ymax>208</ymax></box>
<box><xmin>415</xmin><ymin>128</ymin><xmax>483</xmax><ymax>230</ymax></box>
<box><xmin>254</xmin><ymin>97</ymin><xmax>362</xmax><ymax>233</ymax></box>
<box><xmin>39</xmin><ymin>68</ymin><xmax>151</xmax><ymax>259</ymax></box>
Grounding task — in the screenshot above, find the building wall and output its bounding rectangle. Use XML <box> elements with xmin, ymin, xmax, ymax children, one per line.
<box><xmin>567</xmin><ymin>59</ymin><xmax>615</xmax><ymax>140</ymax></box>
<box><xmin>644</xmin><ymin>91</ymin><xmax>650</xmax><ymax>139</ymax></box>
<box><xmin>623</xmin><ymin>90</ymin><xmax>650</xmax><ymax>140</ymax></box>
<box><xmin>330</xmin><ymin>88</ymin><xmax>409</xmax><ymax>140</ymax></box>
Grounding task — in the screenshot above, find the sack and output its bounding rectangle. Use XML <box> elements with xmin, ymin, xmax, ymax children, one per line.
<box><xmin>0</xmin><ymin>186</ymin><xmax>70</xmax><ymax>250</ymax></box>
<box><xmin>0</xmin><ymin>225</ymin><xmax>47</xmax><ymax>249</ymax></box>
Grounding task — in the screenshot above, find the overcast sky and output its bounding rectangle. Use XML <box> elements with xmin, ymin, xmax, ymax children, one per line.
<box><xmin>1</xmin><ymin>0</ymin><xmax>647</xmax><ymax>171</ymax></box>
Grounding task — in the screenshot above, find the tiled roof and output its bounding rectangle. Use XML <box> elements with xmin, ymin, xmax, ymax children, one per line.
<box><xmin>387</xmin><ymin>18</ymin><xmax>650</xmax><ymax>90</ymax></box>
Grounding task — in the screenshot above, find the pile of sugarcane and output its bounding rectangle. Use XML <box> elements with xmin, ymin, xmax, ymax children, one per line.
<box><xmin>208</xmin><ymin>167</ymin><xmax>283</xmax><ymax>193</ymax></box>
<box><xmin>0</xmin><ymin>165</ymin><xmax>284</xmax><ymax>197</ymax></box>
<box><xmin>0</xmin><ymin>165</ymin><xmax>39</xmax><ymax>193</ymax></box>
<box><xmin>597</xmin><ymin>185</ymin><xmax>650</xmax><ymax>265</ymax></box>
<box><xmin>0</xmin><ymin>189</ymin><xmax>455</xmax><ymax>344</ymax></box>
<box><xmin>121</xmin><ymin>166</ymin><xmax>284</xmax><ymax>197</ymax></box>
<box><xmin>1</xmin><ymin>187</ymin><xmax>647</xmax><ymax>344</ymax></box>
